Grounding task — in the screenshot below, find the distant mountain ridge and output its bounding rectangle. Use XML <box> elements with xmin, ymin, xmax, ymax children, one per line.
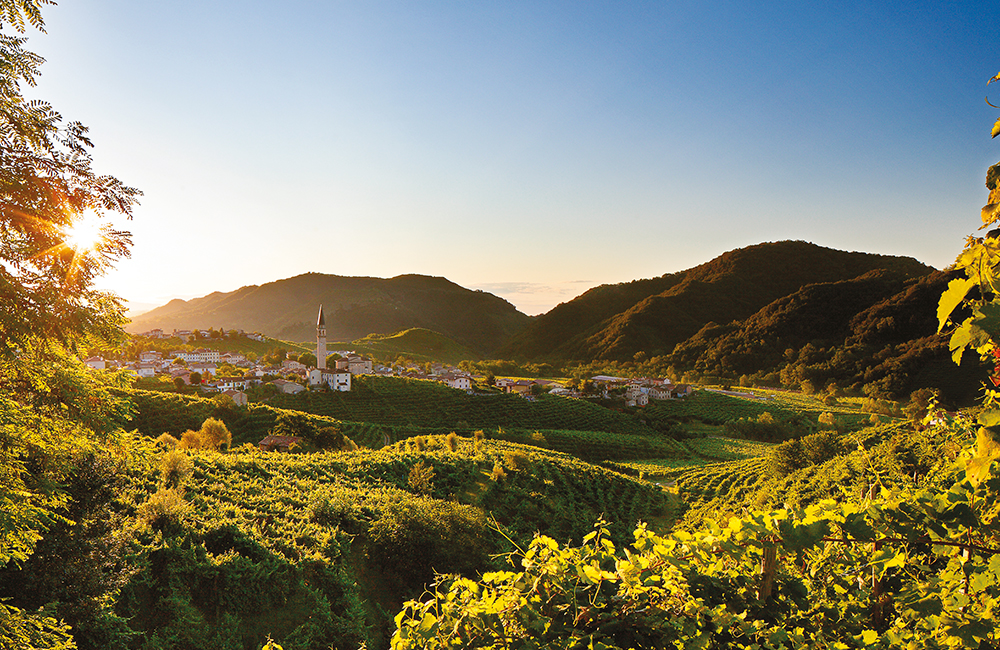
<box><xmin>126</xmin><ymin>273</ymin><xmax>532</xmax><ymax>356</ymax></box>
<box><xmin>498</xmin><ymin>241</ymin><xmax>934</xmax><ymax>361</ymax></box>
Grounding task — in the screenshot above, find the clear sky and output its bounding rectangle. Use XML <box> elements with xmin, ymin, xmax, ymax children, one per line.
<box><xmin>27</xmin><ymin>1</ymin><xmax>999</xmax><ymax>316</ymax></box>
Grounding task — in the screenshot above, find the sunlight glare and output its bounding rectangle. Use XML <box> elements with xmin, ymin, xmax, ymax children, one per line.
<box><xmin>64</xmin><ymin>215</ymin><xmax>104</xmax><ymax>252</ymax></box>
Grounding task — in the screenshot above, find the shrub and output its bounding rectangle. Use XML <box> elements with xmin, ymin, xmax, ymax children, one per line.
<box><xmin>160</xmin><ymin>449</ymin><xmax>192</xmax><ymax>489</ymax></box>
<box><xmin>366</xmin><ymin>497</ymin><xmax>494</xmax><ymax>594</ymax></box>
<box><xmin>315</xmin><ymin>427</ymin><xmax>359</xmax><ymax>452</ymax></box>
<box><xmin>408</xmin><ymin>461</ymin><xmax>435</xmax><ymax>495</ymax></box>
<box><xmin>140</xmin><ymin>489</ymin><xmax>190</xmax><ymax>535</ymax></box>
<box><xmin>156</xmin><ymin>433</ymin><xmax>180</xmax><ymax>451</ymax></box>
<box><xmin>504</xmin><ymin>451</ymin><xmax>531</xmax><ymax>472</ymax></box>
<box><xmin>178</xmin><ymin>430</ymin><xmax>204</xmax><ymax>450</ymax></box>
<box><xmin>445</xmin><ymin>432</ymin><xmax>458</xmax><ymax>452</ymax></box>
<box><xmin>199</xmin><ymin>417</ymin><xmax>231</xmax><ymax>450</ymax></box>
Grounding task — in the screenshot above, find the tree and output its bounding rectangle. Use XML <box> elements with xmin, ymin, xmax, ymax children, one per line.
<box><xmin>0</xmin><ymin>2</ymin><xmax>139</xmax><ymax>356</ymax></box>
<box><xmin>199</xmin><ymin>417</ymin><xmax>231</xmax><ymax>450</ymax></box>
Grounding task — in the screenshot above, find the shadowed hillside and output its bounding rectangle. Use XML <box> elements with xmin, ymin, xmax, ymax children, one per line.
<box><xmin>499</xmin><ymin>241</ymin><xmax>932</xmax><ymax>361</ymax></box>
<box><xmin>127</xmin><ymin>273</ymin><xmax>531</xmax><ymax>356</ymax></box>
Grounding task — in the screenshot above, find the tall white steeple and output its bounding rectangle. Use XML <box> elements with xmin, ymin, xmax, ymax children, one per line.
<box><xmin>316</xmin><ymin>304</ymin><xmax>327</xmax><ymax>370</ymax></box>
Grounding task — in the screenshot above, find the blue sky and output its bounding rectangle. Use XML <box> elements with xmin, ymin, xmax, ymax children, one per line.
<box><xmin>28</xmin><ymin>1</ymin><xmax>999</xmax><ymax>315</ymax></box>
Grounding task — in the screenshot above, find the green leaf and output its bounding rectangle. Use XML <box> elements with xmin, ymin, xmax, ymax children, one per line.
<box><xmin>778</xmin><ymin>518</ymin><xmax>829</xmax><ymax>553</ymax></box>
<box><xmin>938</xmin><ymin>277</ymin><xmax>976</xmax><ymax>331</ymax></box>
<box><xmin>978</xmin><ymin>410</ymin><xmax>1000</xmax><ymax>427</ymax></box>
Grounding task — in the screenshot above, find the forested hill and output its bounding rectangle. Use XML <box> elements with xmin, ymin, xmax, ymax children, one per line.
<box><xmin>498</xmin><ymin>241</ymin><xmax>933</xmax><ymax>362</ymax></box>
<box><xmin>126</xmin><ymin>273</ymin><xmax>532</xmax><ymax>356</ymax></box>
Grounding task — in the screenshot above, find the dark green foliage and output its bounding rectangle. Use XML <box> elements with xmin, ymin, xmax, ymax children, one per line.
<box><xmin>665</xmin><ymin>270</ymin><xmax>984</xmax><ymax>404</ymax></box>
<box><xmin>365</xmin><ymin>498</ymin><xmax>493</xmax><ymax>594</ymax></box>
<box><xmin>0</xmin><ymin>453</ymin><xmax>136</xmax><ymax>650</ymax></box>
<box><xmin>768</xmin><ymin>430</ymin><xmax>846</xmax><ymax>477</ymax></box>
<box><xmin>500</xmin><ymin>241</ymin><xmax>931</xmax><ymax>362</ymax></box>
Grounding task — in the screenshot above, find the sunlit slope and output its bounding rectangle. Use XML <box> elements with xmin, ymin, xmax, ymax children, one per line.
<box><xmin>127</xmin><ymin>273</ymin><xmax>531</xmax><ymax>356</ymax></box>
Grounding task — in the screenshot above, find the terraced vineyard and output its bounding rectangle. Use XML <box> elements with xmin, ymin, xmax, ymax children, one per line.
<box><xmin>269</xmin><ymin>376</ymin><xmax>657</xmax><ymax>435</ymax></box>
<box><xmin>653</xmin><ymin>421</ymin><xmax>949</xmax><ymax>529</ymax></box>
<box><xmin>117</xmin><ymin>436</ymin><xmax>676</xmax><ymax>648</ymax></box>
<box><xmin>644</xmin><ymin>389</ymin><xmax>873</xmax><ymax>428</ymax></box>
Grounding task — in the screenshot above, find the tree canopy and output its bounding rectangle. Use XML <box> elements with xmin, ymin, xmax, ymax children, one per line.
<box><xmin>0</xmin><ymin>0</ymin><xmax>140</xmax><ymax>355</ymax></box>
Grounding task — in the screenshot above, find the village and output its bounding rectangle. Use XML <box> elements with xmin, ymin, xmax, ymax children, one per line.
<box><xmin>85</xmin><ymin>305</ymin><xmax>693</xmax><ymax>408</ymax></box>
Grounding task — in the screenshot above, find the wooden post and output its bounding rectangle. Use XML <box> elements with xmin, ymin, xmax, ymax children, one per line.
<box><xmin>759</xmin><ymin>543</ymin><xmax>778</xmax><ymax>602</ymax></box>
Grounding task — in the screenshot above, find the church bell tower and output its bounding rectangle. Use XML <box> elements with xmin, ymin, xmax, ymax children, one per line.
<box><xmin>316</xmin><ymin>304</ymin><xmax>327</xmax><ymax>369</ymax></box>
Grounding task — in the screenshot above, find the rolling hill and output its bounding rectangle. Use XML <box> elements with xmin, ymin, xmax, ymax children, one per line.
<box><xmin>127</xmin><ymin>273</ymin><xmax>532</xmax><ymax>356</ymax></box>
<box><xmin>498</xmin><ymin>240</ymin><xmax>933</xmax><ymax>361</ymax></box>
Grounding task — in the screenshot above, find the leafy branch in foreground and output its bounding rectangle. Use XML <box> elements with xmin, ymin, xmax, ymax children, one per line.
<box><xmin>393</xmin><ymin>433</ymin><xmax>1000</xmax><ymax>649</ymax></box>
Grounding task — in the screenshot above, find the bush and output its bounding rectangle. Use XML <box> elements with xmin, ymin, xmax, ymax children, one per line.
<box><xmin>156</xmin><ymin>433</ymin><xmax>180</xmax><ymax>451</ymax></box>
<box><xmin>140</xmin><ymin>489</ymin><xmax>190</xmax><ymax>535</ymax></box>
<box><xmin>199</xmin><ymin>417</ymin><xmax>231</xmax><ymax>450</ymax></box>
<box><xmin>445</xmin><ymin>432</ymin><xmax>458</xmax><ymax>452</ymax></box>
<box><xmin>178</xmin><ymin>430</ymin><xmax>204</xmax><ymax>450</ymax></box>
<box><xmin>366</xmin><ymin>497</ymin><xmax>494</xmax><ymax>594</ymax></box>
<box><xmin>408</xmin><ymin>461</ymin><xmax>435</xmax><ymax>495</ymax></box>
<box><xmin>160</xmin><ymin>450</ymin><xmax>193</xmax><ymax>489</ymax></box>
<box><xmin>504</xmin><ymin>451</ymin><xmax>531</xmax><ymax>471</ymax></box>
<box><xmin>768</xmin><ymin>430</ymin><xmax>844</xmax><ymax>477</ymax></box>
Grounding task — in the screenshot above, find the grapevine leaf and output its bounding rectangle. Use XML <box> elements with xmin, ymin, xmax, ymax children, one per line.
<box><xmin>859</xmin><ymin>630</ymin><xmax>879</xmax><ymax>645</ymax></box>
<box><xmin>984</xmin><ymin>202</ymin><xmax>1000</xmax><ymax>224</ymax></box>
<box><xmin>951</xmin><ymin>619</ymin><xmax>993</xmax><ymax>644</ymax></box>
<box><xmin>976</xmin><ymin>302</ymin><xmax>1000</xmax><ymax>332</ymax></box>
<box><xmin>978</xmin><ymin>410</ymin><xmax>1000</xmax><ymax>427</ymax></box>
<box><xmin>778</xmin><ymin>518</ymin><xmax>829</xmax><ymax>553</ymax></box>
<box><xmin>898</xmin><ymin>591</ymin><xmax>943</xmax><ymax>617</ymax></box>
<box><xmin>938</xmin><ymin>277</ymin><xmax>976</xmax><ymax>332</ymax></box>
<box><xmin>988</xmin><ymin>162</ymin><xmax>1000</xmax><ymax>191</ymax></box>
<box><xmin>840</xmin><ymin>511</ymin><xmax>875</xmax><ymax>541</ymax></box>
<box><xmin>870</xmin><ymin>548</ymin><xmax>905</xmax><ymax>579</ymax></box>
<box><xmin>993</xmin><ymin>117</ymin><xmax>1000</xmax><ymax>139</ymax></box>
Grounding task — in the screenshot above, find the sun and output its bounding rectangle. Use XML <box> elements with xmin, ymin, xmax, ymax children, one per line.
<box><xmin>64</xmin><ymin>215</ymin><xmax>105</xmax><ymax>252</ymax></box>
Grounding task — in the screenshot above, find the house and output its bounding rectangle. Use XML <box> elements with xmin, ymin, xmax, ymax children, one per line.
<box><xmin>508</xmin><ymin>380</ymin><xmax>535</xmax><ymax>395</ymax></box>
<box><xmin>258</xmin><ymin>435</ymin><xmax>302</xmax><ymax>452</ymax></box>
<box><xmin>189</xmin><ymin>362</ymin><xmax>218</xmax><ymax>377</ymax></box>
<box><xmin>650</xmin><ymin>385</ymin><xmax>674</xmax><ymax>400</ymax></box>
<box><xmin>135</xmin><ymin>362</ymin><xmax>158</xmax><ymax>378</ymax></box>
<box><xmin>673</xmin><ymin>384</ymin><xmax>694</xmax><ymax>397</ymax></box>
<box><xmin>173</xmin><ymin>329</ymin><xmax>194</xmax><ymax>341</ymax></box>
<box><xmin>192</xmin><ymin>348</ymin><xmax>220</xmax><ymax>363</ymax></box>
<box><xmin>84</xmin><ymin>356</ymin><xmax>106</xmax><ymax>370</ymax></box>
<box><xmin>443</xmin><ymin>374</ymin><xmax>472</xmax><ymax>390</ymax></box>
<box><xmin>495</xmin><ymin>377</ymin><xmax>515</xmax><ymax>389</ymax></box>
<box><xmin>271</xmin><ymin>379</ymin><xmax>305</xmax><ymax>394</ymax></box>
<box><xmin>221</xmin><ymin>389</ymin><xmax>248</xmax><ymax>406</ymax></box>
<box><xmin>335</xmin><ymin>355</ymin><xmax>373</xmax><ymax>375</ymax></box>
<box><xmin>308</xmin><ymin>367</ymin><xmax>352</xmax><ymax>391</ymax></box>
<box><xmin>215</xmin><ymin>376</ymin><xmax>251</xmax><ymax>391</ymax></box>
<box><xmin>282</xmin><ymin>359</ymin><xmax>306</xmax><ymax>371</ymax></box>
<box><xmin>139</xmin><ymin>350</ymin><xmax>162</xmax><ymax>362</ymax></box>
<box><xmin>170</xmin><ymin>368</ymin><xmax>192</xmax><ymax>384</ymax></box>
